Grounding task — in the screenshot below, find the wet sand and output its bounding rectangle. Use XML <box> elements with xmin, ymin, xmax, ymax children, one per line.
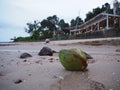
<box><xmin>0</xmin><ymin>37</ymin><xmax>120</xmax><ymax>90</ymax></box>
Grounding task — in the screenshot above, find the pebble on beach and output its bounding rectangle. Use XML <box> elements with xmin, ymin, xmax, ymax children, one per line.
<box><xmin>14</xmin><ymin>79</ymin><xmax>23</xmax><ymax>84</ymax></box>
<box><xmin>45</xmin><ymin>39</ymin><xmax>50</xmax><ymax>43</ymax></box>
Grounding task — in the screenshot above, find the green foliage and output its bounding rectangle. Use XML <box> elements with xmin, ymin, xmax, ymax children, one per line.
<box><xmin>85</xmin><ymin>3</ymin><xmax>113</xmax><ymax>22</ymax></box>
<box><xmin>25</xmin><ymin>20</ymin><xmax>40</xmax><ymax>34</ymax></box>
<box><xmin>40</xmin><ymin>19</ymin><xmax>55</xmax><ymax>31</ymax></box>
<box><xmin>16</xmin><ymin>15</ymin><xmax>71</xmax><ymax>42</ymax></box>
<box><xmin>70</xmin><ymin>19</ymin><xmax>76</xmax><ymax>27</ymax></box>
<box><xmin>59</xmin><ymin>19</ymin><xmax>69</xmax><ymax>29</ymax></box>
<box><xmin>31</xmin><ymin>30</ymin><xmax>40</xmax><ymax>40</ymax></box>
<box><xmin>41</xmin><ymin>15</ymin><xmax>59</xmax><ymax>31</ymax></box>
<box><xmin>59</xmin><ymin>19</ymin><xmax>69</xmax><ymax>34</ymax></box>
<box><xmin>39</xmin><ymin>30</ymin><xmax>53</xmax><ymax>40</ymax></box>
<box><xmin>85</xmin><ymin>11</ymin><xmax>95</xmax><ymax>22</ymax></box>
<box><xmin>13</xmin><ymin>37</ymin><xmax>33</xmax><ymax>42</ymax></box>
<box><xmin>70</xmin><ymin>16</ymin><xmax>83</xmax><ymax>27</ymax></box>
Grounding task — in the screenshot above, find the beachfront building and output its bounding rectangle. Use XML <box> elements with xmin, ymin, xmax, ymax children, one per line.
<box><xmin>70</xmin><ymin>12</ymin><xmax>120</xmax><ymax>36</ymax></box>
<box><xmin>69</xmin><ymin>0</ymin><xmax>120</xmax><ymax>38</ymax></box>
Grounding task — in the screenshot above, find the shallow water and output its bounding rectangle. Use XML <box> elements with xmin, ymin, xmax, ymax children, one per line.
<box><xmin>0</xmin><ymin>49</ymin><xmax>37</xmax><ymax>52</ymax></box>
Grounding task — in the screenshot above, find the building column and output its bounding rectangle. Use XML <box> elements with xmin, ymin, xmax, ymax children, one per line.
<box><xmin>106</xmin><ymin>15</ymin><xmax>109</xmax><ymax>29</ymax></box>
<box><xmin>119</xmin><ymin>18</ymin><xmax>120</xmax><ymax>28</ymax></box>
<box><xmin>74</xmin><ymin>32</ymin><xmax>76</xmax><ymax>35</ymax></box>
<box><xmin>91</xmin><ymin>25</ymin><xmax>93</xmax><ymax>31</ymax></box>
<box><xmin>98</xmin><ymin>22</ymin><xmax>100</xmax><ymax>31</ymax></box>
<box><xmin>70</xmin><ymin>31</ymin><xmax>72</xmax><ymax>35</ymax></box>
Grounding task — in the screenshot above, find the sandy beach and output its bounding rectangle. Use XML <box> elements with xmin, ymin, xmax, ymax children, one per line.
<box><xmin>0</xmin><ymin>37</ymin><xmax>120</xmax><ymax>90</ymax></box>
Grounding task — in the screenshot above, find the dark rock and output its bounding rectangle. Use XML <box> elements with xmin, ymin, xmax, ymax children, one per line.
<box><xmin>38</xmin><ymin>47</ymin><xmax>53</xmax><ymax>56</ymax></box>
<box><xmin>83</xmin><ymin>51</ymin><xmax>93</xmax><ymax>59</ymax></box>
<box><xmin>20</xmin><ymin>53</ymin><xmax>32</xmax><ymax>59</ymax></box>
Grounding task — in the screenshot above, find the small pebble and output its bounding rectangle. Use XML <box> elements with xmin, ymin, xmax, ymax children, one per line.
<box><xmin>54</xmin><ymin>75</ymin><xmax>64</xmax><ymax>80</ymax></box>
<box><xmin>35</xmin><ymin>60</ymin><xmax>40</xmax><ymax>64</ymax></box>
<box><xmin>28</xmin><ymin>74</ymin><xmax>32</xmax><ymax>76</ymax></box>
<box><xmin>14</xmin><ymin>79</ymin><xmax>23</xmax><ymax>84</ymax></box>
<box><xmin>116</xmin><ymin>49</ymin><xmax>120</xmax><ymax>52</ymax></box>
<box><xmin>49</xmin><ymin>58</ymin><xmax>54</xmax><ymax>63</ymax></box>
<box><xmin>1</xmin><ymin>65</ymin><xmax>4</xmax><ymax>67</ymax></box>
<box><xmin>0</xmin><ymin>73</ymin><xmax>5</xmax><ymax>76</ymax></box>
<box><xmin>112</xmin><ymin>72</ymin><xmax>115</xmax><ymax>75</ymax></box>
<box><xmin>23</xmin><ymin>60</ymin><xmax>27</xmax><ymax>62</ymax></box>
<box><xmin>109</xmin><ymin>89</ymin><xmax>113</xmax><ymax>90</ymax></box>
<box><xmin>116</xmin><ymin>79</ymin><xmax>119</xmax><ymax>82</ymax></box>
<box><xmin>117</xmin><ymin>60</ymin><xmax>120</xmax><ymax>62</ymax></box>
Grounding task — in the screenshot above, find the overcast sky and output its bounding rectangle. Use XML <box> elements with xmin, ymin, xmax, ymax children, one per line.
<box><xmin>0</xmin><ymin>0</ymin><xmax>114</xmax><ymax>42</ymax></box>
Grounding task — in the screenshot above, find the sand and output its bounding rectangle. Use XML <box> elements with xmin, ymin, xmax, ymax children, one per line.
<box><xmin>0</xmin><ymin>37</ymin><xmax>120</xmax><ymax>90</ymax></box>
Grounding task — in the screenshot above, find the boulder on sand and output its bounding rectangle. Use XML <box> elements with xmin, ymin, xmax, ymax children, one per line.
<box><xmin>20</xmin><ymin>52</ymin><xmax>32</xmax><ymax>59</ymax></box>
<box><xmin>38</xmin><ymin>47</ymin><xmax>54</xmax><ymax>56</ymax></box>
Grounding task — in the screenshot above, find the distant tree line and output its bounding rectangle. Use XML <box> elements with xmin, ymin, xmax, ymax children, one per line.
<box><xmin>85</xmin><ymin>3</ymin><xmax>113</xmax><ymax>22</ymax></box>
<box><xmin>13</xmin><ymin>2</ymin><xmax>118</xmax><ymax>42</ymax></box>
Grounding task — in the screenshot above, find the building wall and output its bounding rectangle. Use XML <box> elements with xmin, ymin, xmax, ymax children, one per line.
<box><xmin>69</xmin><ymin>28</ymin><xmax>120</xmax><ymax>39</ymax></box>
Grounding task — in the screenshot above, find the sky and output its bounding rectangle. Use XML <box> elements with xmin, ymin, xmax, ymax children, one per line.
<box><xmin>0</xmin><ymin>0</ymin><xmax>114</xmax><ymax>42</ymax></box>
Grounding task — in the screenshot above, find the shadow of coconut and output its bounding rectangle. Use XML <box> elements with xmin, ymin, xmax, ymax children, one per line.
<box><xmin>50</xmin><ymin>71</ymin><xmax>106</xmax><ymax>90</ymax></box>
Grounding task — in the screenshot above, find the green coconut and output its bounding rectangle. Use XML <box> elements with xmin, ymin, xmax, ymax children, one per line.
<box><xmin>59</xmin><ymin>49</ymin><xmax>88</xmax><ymax>71</ymax></box>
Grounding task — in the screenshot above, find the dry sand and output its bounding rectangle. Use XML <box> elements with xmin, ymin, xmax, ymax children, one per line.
<box><xmin>0</xmin><ymin>37</ymin><xmax>120</xmax><ymax>90</ymax></box>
